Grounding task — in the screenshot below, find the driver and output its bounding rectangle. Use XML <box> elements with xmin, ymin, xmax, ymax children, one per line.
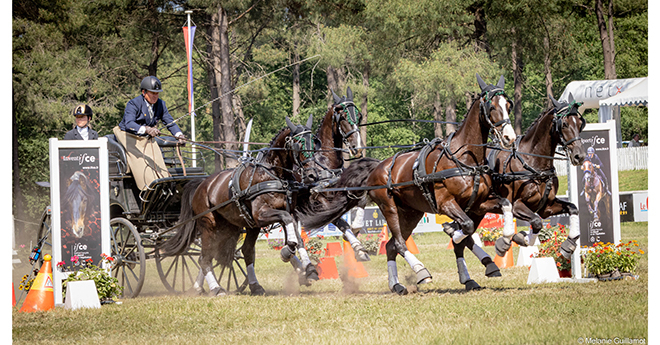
<box><xmin>585</xmin><ymin>146</ymin><xmax>612</xmax><ymax>195</ymax></box>
<box><xmin>113</xmin><ymin>76</ymin><xmax>186</xmax><ymax>190</ymax></box>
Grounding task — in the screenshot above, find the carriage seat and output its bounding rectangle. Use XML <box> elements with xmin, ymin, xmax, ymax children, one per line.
<box><xmin>105</xmin><ymin>134</ymin><xmax>129</xmax><ymax>176</ymax></box>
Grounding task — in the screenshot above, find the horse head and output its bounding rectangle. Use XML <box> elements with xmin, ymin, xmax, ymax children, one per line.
<box><xmin>284</xmin><ymin>115</ymin><xmax>315</xmax><ymax>175</ymax></box>
<box><xmin>476</xmin><ymin>74</ymin><xmax>516</xmax><ymax>148</ymax></box>
<box><xmin>331</xmin><ymin>87</ymin><xmax>362</xmax><ymax>156</ymax></box>
<box><xmin>581</xmin><ymin>159</ymin><xmax>595</xmax><ymax>187</ymax></box>
<box><xmin>65</xmin><ymin>171</ymin><xmax>90</xmax><ymax>238</ymax></box>
<box><xmin>551</xmin><ymin>93</ymin><xmax>586</xmax><ymax>165</ymax></box>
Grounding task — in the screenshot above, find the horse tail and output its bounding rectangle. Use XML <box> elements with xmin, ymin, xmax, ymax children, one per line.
<box><xmin>296</xmin><ymin>157</ymin><xmax>381</xmax><ymax>230</ymax></box>
<box><xmin>159</xmin><ymin>177</ymin><xmax>206</xmax><ymax>256</ymax></box>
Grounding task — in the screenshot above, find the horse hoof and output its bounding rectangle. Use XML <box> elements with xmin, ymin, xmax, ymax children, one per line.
<box><xmin>391</xmin><ymin>283</ymin><xmax>408</xmax><ymax>295</ymax></box>
<box><xmin>210</xmin><ymin>287</ymin><xmax>227</xmax><ymax>296</ymax></box>
<box><xmin>485</xmin><ymin>263</ymin><xmax>502</xmax><ymax>277</ymax></box>
<box><xmin>512</xmin><ymin>231</ymin><xmax>528</xmax><ymax>246</ymax></box>
<box><xmin>280</xmin><ymin>246</ymin><xmax>295</xmax><ymax>263</ymax></box>
<box><xmin>415</xmin><ymin>268</ymin><xmax>432</xmax><ymax>285</ymax></box>
<box><xmin>560</xmin><ymin>237</ymin><xmax>577</xmax><ymax>259</ymax></box>
<box><xmin>495</xmin><ymin>237</ymin><xmax>511</xmax><ymax>257</ymax></box>
<box><xmin>305</xmin><ymin>264</ymin><xmax>319</xmax><ymax>283</ymax></box>
<box><xmin>465</xmin><ymin>279</ymin><xmax>481</xmax><ymax>291</ymax></box>
<box><xmin>249</xmin><ymin>283</ymin><xmax>266</xmax><ymax>296</ymax></box>
<box><xmin>355</xmin><ymin>250</ymin><xmax>371</xmax><ymax>262</ymax></box>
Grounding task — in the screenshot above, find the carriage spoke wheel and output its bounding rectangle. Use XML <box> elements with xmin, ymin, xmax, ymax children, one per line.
<box><xmin>109</xmin><ymin>217</ymin><xmax>146</xmax><ymax>298</ymax></box>
<box><xmin>155</xmin><ymin>233</ymin><xmax>249</xmax><ymax>295</ymax></box>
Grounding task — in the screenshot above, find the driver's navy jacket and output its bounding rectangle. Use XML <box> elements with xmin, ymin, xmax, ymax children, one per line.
<box><xmin>119</xmin><ymin>95</ymin><xmax>182</xmax><ymax>136</ymax></box>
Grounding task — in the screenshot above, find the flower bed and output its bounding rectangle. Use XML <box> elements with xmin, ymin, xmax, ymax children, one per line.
<box><xmin>583</xmin><ymin>240</ymin><xmax>643</xmax><ymax>280</ymax></box>
<box><xmin>532</xmin><ymin>224</ymin><xmax>571</xmax><ymax>275</ymax></box>
<box><xmin>477</xmin><ymin>227</ymin><xmax>502</xmax><ymax>245</ymax></box>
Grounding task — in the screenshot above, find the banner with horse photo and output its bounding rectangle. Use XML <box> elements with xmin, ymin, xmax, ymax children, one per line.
<box><xmin>57</xmin><ymin>147</ymin><xmax>103</xmax><ymax>270</ymax></box>
<box><xmin>577</xmin><ymin>122</ymin><xmax>620</xmax><ymax>247</ymax></box>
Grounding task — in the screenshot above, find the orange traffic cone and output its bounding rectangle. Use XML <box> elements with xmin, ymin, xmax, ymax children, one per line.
<box><xmin>378</xmin><ymin>225</ymin><xmax>389</xmax><ymax>255</ymax></box>
<box><xmin>447</xmin><ymin>240</ymin><xmax>454</xmax><ymax>249</ymax></box>
<box><xmin>316</xmin><ymin>257</ymin><xmax>339</xmax><ymax>279</ymax></box>
<box><xmin>19</xmin><ymin>254</ymin><xmax>54</xmax><ymax>312</ymax></box>
<box><xmin>405</xmin><ymin>236</ymin><xmax>419</xmax><ymax>254</ymax></box>
<box><xmin>343</xmin><ymin>241</ymin><xmax>368</xmax><ymax>278</ymax></box>
<box><xmin>325</xmin><ymin>242</ymin><xmax>343</xmax><ymax>257</ymax></box>
<box><xmin>12</xmin><ymin>283</ymin><xmax>16</xmax><ymax>307</ymax></box>
<box><xmin>494</xmin><ymin>245</ymin><xmax>514</xmax><ymax>269</ymax></box>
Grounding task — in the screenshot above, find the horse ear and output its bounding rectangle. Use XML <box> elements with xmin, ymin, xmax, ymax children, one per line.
<box><xmin>285</xmin><ymin>117</ymin><xmax>296</xmax><ymax>131</ymax></box>
<box><xmin>346</xmin><ymin>86</ymin><xmax>353</xmax><ymax>101</ymax></box>
<box><xmin>306</xmin><ymin>113</ymin><xmax>314</xmax><ymax>129</ymax></box>
<box><xmin>550</xmin><ymin>94</ymin><xmax>561</xmax><ymax>109</ymax></box>
<box><xmin>331</xmin><ymin>89</ymin><xmax>341</xmax><ymax>104</ymax></box>
<box><xmin>476</xmin><ymin>73</ymin><xmax>487</xmax><ymax>91</ymax></box>
<box><xmin>496</xmin><ymin>75</ymin><xmax>505</xmax><ymax>89</ymax></box>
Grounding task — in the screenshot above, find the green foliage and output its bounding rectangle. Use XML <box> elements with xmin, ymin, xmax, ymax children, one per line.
<box><xmin>583</xmin><ymin>240</ymin><xmax>644</xmax><ymax>276</ymax></box>
<box><xmin>61</xmin><ymin>255</ymin><xmax>124</xmax><ymax>300</ymax></box>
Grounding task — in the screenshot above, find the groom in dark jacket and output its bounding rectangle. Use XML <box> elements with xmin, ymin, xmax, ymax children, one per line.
<box><xmin>113</xmin><ymin>76</ymin><xmax>186</xmax><ymax>190</ymax></box>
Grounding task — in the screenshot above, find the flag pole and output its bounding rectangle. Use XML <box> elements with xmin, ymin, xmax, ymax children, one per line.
<box><xmin>185</xmin><ymin>10</ymin><xmax>196</xmax><ymax>167</ymax></box>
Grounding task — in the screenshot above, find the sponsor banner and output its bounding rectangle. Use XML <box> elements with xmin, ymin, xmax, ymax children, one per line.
<box><xmin>58</xmin><ymin>148</ymin><xmax>103</xmax><ymax>269</ymax></box>
<box><xmin>619</xmin><ymin>193</ymin><xmax>635</xmax><ymax>222</ymax></box>
<box><xmin>632</xmin><ymin>192</ymin><xmax>648</xmax><ymax>222</ymax></box>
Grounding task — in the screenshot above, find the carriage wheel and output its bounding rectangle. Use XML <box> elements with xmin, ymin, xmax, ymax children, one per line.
<box><xmin>155</xmin><ymin>233</ymin><xmax>249</xmax><ymax>295</ymax></box>
<box><xmin>109</xmin><ymin>217</ymin><xmax>146</xmax><ymax>298</ymax></box>
<box><xmin>33</xmin><ymin>207</ymin><xmax>52</xmax><ymax>266</ymax></box>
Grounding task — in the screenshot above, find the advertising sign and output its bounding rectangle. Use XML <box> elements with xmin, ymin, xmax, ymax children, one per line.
<box><xmin>619</xmin><ymin>193</ymin><xmax>634</xmax><ymax>222</ymax></box>
<box><xmin>575</xmin><ymin>121</ymin><xmax>621</xmax><ymax>247</ymax></box>
<box><xmin>49</xmin><ymin>138</ymin><xmax>110</xmax><ymax>305</ymax></box>
<box><xmin>632</xmin><ymin>192</ymin><xmax>648</xmax><ymax>222</ymax></box>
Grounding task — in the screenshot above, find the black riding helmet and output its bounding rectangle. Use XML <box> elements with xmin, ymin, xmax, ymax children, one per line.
<box><xmin>72</xmin><ymin>104</ymin><xmax>93</xmax><ymax>120</ymax></box>
<box><xmin>140</xmin><ymin>76</ymin><xmax>163</xmax><ymax>93</ymax></box>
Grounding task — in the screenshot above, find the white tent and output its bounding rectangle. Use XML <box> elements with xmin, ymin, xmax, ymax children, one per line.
<box><xmin>559</xmin><ymin>77</ymin><xmax>648</xmax><ymax>147</ymax></box>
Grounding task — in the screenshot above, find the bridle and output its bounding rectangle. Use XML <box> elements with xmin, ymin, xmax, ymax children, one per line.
<box><xmin>553</xmin><ymin>100</ymin><xmax>585</xmax><ymax>151</ymax></box>
<box><xmin>479</xmin><ymin>88</ymin><xmax>513</xmax><ymax>145</ymax></box>
<box><xmin>333</xmin><ymin>100</ymin><xmax>362</xmax><ymax>147</ymax></box>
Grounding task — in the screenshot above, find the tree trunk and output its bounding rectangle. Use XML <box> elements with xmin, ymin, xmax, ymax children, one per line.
<box><xmin>512</xmin><ymin>35</ymin><xmax>523</xmax><ymax>135</ymax></box>
<box><xmin>326</xmin><ymin>65</ymin><xmax>339</xmax><ymax>107</ymax></box>
<box><xmin>292</xmin><ymin>48</ymin><xmax>301</xmax><ymax>118</ymax></box>
<box><xmin>432</xmin><ymin>93</ymin><xmax>444</xmax><ymax>139</ymax></box>
<box><xmin>209</xmin><ymin>11</ymin><xmax>224</xmax><ymax>171</ymax></box>
<box><xmin>147</xmin><ymin>0</ymin><xmax>159</xmax><ymax>76</ymax></box>
<box><xmin>12</xmin><ymin>91</ymin><xmax>24</xmax><ymax>235</ymax></box>
<box><xmin>360</xmin><ymin>61</ymin><xmax>370</xmax><ymax>150</ymax></box>
<box><xmin>233</xmin><ymin>93</ymin><xmax>246</xmax><ymax>144</ymax></box>
<box><xmin>219</xmin><ymin>6</ymin><xmax>237</xmax><ymax>168</ymax></box>
<box><xmin>445</xmin><ymin>97</ymin><xmax>457</xmax><ymax>135</ymax></box>
<box><xmin>468</xmin><ymin>1</ymin><xmax>489</xmax><ymax>53</ymax></box>
<box><xmin>596</xmin><ymin>0</ymin><xmax>617</xmax><ymax>79</ymax></box>
<box><xmin>543</xmin><ymin>35</ymin><xmax>554</xmax><ymax>109</ymax></box>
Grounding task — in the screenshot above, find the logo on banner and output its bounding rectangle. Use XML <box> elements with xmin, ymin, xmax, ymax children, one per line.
<box><xmin>640</xmin><ymin>197</ymin><xmax>648</xmax><ymax>212</ymax></box>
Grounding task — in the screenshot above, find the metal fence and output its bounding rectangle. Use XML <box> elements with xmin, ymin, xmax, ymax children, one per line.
<box><xmin>553</xmin><ymin>146</ymin><xmax>648</xmax><ymax>176</ymax></box>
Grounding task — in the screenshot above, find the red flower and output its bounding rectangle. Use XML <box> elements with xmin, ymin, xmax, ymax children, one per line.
<box><xmin>56</xmin><ymin>261</ymin><xmax>65</xmax><ymax>268</ymax></box>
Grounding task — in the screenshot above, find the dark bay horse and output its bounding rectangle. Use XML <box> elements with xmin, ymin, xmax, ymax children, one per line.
<box><xmin>64</xmin><ymin>171</ymin><xmax>91</xmax><ymax>238</ymax></box>
<box><xmin>444</xmin><ymin>93</ymin><xmax>587</xmax><ymax>281</ymax></box>
<box><xmin>161</xmin><ymin>118</ymin><xmax>313</xmax><ymax>295</ymax></box>
<box><xmin>294</xmin><ymin>87</ymin><xmax>369</xmax><ymax>262</ymax></box>
<box><xmin>581</xmin><ymin>159</ymin><xmax>610</xmax><ymax>222</ymax></box>
<box><xmin>300</xmin><ymin>74</ymin><xmax>516</xmax><ymax>294</ymax></box>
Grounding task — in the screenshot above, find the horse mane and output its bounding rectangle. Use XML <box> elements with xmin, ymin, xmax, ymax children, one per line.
<box><xmin>521</xmin><ymin>106</ymin><xmax>554</xmax><ymax>138</ymax></box>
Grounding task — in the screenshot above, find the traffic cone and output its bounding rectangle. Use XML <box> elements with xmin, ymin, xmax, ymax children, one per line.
<box><xmin>325</xmin><ymin>242</ymin><xmax>343</xmax><ymax>257</ymax></box>
<box><xmin>447</xmin><ymin>240</ymin><xmax>454</xmax><ymax>249</ymax></box>
<box><xmin>316</xmin><ymin>257</ymin><xmax>339</xmax><ymax>279</ymax></box>
<box><xmin>19</xmin><ymin>254</ymin><xmax>54</xmax><ymax>312</ymax></box>
<box><xmin>378</xmin><ymin>225</ymin><xmax>389</xmax><ymax>255</ymax></box>
<box><xmin>343</xmin><ymin>241</ymin><xmax>368</xmax><ymax>278</ymax></box>
<box><xmin>494</xmin><ymin>245</ymin><xmax>514</xmax><ymax>269</ymax></box>
<box><xmin>405</xmin><ymin>236</ymin><xmax>419</xmax><ymax>254</ymax></box>
<box><xmin>12</xmin><ymin>283</ymin><xmax>16</xmax><ymax>307</ymax></box>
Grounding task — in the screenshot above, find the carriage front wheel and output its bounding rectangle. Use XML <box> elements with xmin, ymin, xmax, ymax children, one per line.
<box><xmin>109</xmin><ymin>217</ymin><xmax>146</xmax><ymax>298</ymax></box>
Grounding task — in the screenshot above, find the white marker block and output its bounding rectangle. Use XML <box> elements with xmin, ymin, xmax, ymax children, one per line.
<box><xmin>64</xmin><ymin>280</ymin><xmax>101</xmax><ymax>310</ymax></box>
<box><xmin>516</xmin><ymin>246</ymin><xmax>539</xmax><ymax>267</ymax></box>
<box><xmin>527</xmin><ymin>257</ymin><xmax>560</xmax><ymax>284</ymax></box>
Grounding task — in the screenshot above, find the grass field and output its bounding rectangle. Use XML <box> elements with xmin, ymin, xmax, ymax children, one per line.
<box><xmin>556</xmin><ymin>169</ymin><xmax>647</xmax><ymax>195</ymax></box>
<box><xmin>12</xmin><ymin>222</ymin><xmax>648</xmax><ymax>344</ymax></box>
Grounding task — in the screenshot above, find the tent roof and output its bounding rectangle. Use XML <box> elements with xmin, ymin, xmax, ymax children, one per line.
<box><xmin>559</xmin><ymin>77</ymin><xmax>646</xmax><ymax>111</ymax></box>
<box><xmin>599</xmin><ymin>77</ymin><xmax>648</xmax><ymax>107</ymax></box>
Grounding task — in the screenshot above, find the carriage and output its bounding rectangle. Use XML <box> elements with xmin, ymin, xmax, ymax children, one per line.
<box><xmin>32</xmin><ymin>134</ymin><xmax>250</xmax><ymax>298</ymax></box>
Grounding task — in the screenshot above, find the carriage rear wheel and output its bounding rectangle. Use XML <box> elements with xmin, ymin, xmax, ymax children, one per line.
<box><xmin>109</xmin><ymin>217</ymin><xmax>146</xmax><ymax>298</ymax></box>
<box><xmin>155</xmin><ymin>234</ymin><xmax>249</xmax><ymax>295</ymax></box>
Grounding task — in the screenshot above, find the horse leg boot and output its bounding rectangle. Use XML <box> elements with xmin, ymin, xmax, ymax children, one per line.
<box><xmin>193</xmin><ymin>269</ymin><xmax>206</xmax><ymax>295</ymax></box>
<box><xmin>199</xmin><ymin>256</ymin><xmax>226</xmax><ymax>296</ymax></box>
<box><xmin>454</xmin><ymin>240</ymin><xmax>481</xmax><ymax>291</ymax></box>
<box><xmin>463</xmin><ymin>235</ymin><xmax>501</xmax><ymax>278</ymax></box>
<box><xmin>337</xmin><ymin>217</ymin><xmax>370</xmax><ymax>262</ymax></box>
<box><xmin>295</xmin><ymin>221</ymin><xmax>319</xmax><ymax>284</ymax></box>
<box><xmin>495</xmin><ymin>200</ymin><xmax>516</xmax><ymax>257</ymax></box>
<box><xmin>385</xmin><ymin>240</ymin><xmax>407</xmax><ymax>295</ymax></box>
<box><xmin>394</xmin><ymin>235</ymin><xmax>431</xmax><ymax>285</ymax></box>
<box><xmin>560</xmin><ymin>211</ymin><xmax>580</xmax><ymax>259</ymax></box>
